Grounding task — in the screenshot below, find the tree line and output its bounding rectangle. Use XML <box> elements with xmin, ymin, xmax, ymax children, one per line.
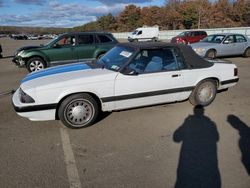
<box><xmin>75</xmin><ymin>0</ymin><xmax>250</xmax><ymax>32</ymax></box>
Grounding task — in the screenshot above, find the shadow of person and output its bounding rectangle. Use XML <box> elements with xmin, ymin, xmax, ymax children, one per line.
<box><xmin>173</xmin><ymin>106</ymin><xmax>221</xmax><ymax>188</ymax></box>
<box><xmin>228</xmin><ymin>115</ymin><xmax>250</xmax><ymax>176</ymax></box>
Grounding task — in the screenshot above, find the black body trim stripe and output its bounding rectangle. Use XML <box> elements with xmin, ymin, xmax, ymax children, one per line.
<box><xmin>13</xmin><ymin>103</ymin><xmax>57</xmax><ymax>113</ymax></box>
<box><xmin>101</xmin><ymin>86</ymin><xmax>195</xmax><ymax>103</ymax></box>
<box><xmin>221</xmin><ymin>78</ymin><xmax>239</xmax><ymax>85</ymax></box>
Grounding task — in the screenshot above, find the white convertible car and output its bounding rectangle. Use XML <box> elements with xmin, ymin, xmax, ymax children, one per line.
<box><xmin>12</xmin><ymin>42</ymin><xmax>239</xmax><ymax>128</ymax></box>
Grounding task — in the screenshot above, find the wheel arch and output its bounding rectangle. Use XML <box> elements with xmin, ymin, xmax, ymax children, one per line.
<box><xmin>193</xmin><ymin>77</ymin><xmax>220</xmax><ymax>90</ymax></box>
<box><xmin>25</xmin><ymin>54</ymin><xmax>49</xmax><ymax>67</ymax></box>
<box><xmin>55</xmin><ymin>92</ymin><xmax>103</xmax><ymax>120</ymax></box>
<box><xmin>94</xmin><ymin>50</ymin><xmax>107</xmax><ymax>59</ymax></box>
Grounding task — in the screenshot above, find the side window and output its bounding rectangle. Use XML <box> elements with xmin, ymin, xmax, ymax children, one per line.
<box><xmin>128</xmin><ymin>48</ymin><xmax>180</xmax><ymax>74</ymax></box>
<box><xmin>194</xmin><ymin>32</ymin><xmax>200</xmax><ymax>36</ymax></box>
<box><xmin>173</xmin><ymin>48</ymin><xmax>186</xmax><ymax>70</ymax></box>
<box><xmin>56</xmin><ymin>36</ymin><xmax>75</xmax><ymax>47</ymax></box>
<box><xmin>202</xmin><ymin>31</ymin><xmax>207</xmax><ymax>36</ymax></box>
<box><xmin>235</xmin><ymin>35</ymin><xmax>247</xmax><ymax>43</ymax></box>
<box><xmin>97</xmin><ymin>35</ymin><xmax>113</xmax><ymax>43</ymax></box>
<box><xmin>78</xmin><ymin>35</ymin><xmax>94</xmax><ymax>45</ymax></box>
<box><xmin>137</xmin><ymin>30</ymin><xmax>142</xmax><ymax>35</ymax></box>
<box><xmin>224</xmin><ymin>35</ymin><xmax>235</xmax><ymax>43</ymax></box>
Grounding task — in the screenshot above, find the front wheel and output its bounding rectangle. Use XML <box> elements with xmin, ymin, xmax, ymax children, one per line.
<box><xmin>205</xmin><ymin>50</ymin><xmax>216</xmax><ymax>59</ymax></box>
<box><xmin>58</xmin><ymin>94</ymin><xmax>99</xmax><ymax>129</ymax></box>
<box><xmin>27</xmin><ymin>57</ymin><xmax>46</xmax><ymax>72</ymax></box>
<box><xmin>189</xmin><ymin>80</ymin><xmax>217</xmax><ymax>106</ymax></box>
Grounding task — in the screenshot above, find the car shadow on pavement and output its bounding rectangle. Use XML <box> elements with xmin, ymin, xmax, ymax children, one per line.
<box><xmin>173</xmin><ymin>105</ymin><xmax>221</xmax><ymax>188</ymax></box>
<box><xmin>227</xmin><ymin>115</ymin><xmax>250</xmax><ymax>176</ymax></box>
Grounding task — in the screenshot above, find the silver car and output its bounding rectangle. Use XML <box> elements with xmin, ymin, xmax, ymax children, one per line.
<box><xmin>190</xmin><ymin>33</ymin><xmax>250</xmax><ymax>58</ymax></box>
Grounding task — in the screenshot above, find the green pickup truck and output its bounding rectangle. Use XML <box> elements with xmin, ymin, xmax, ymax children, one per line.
<box><xmin>12</xmin><ymin>32</ymin><xmax>118</xmax><ymax>72</ymax></box>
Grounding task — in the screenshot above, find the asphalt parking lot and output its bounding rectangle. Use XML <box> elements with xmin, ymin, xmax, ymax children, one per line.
<box><xmin>0</xmin><ymin>37</ymin><xmax>249</xmax><ymax>188</ymax></box>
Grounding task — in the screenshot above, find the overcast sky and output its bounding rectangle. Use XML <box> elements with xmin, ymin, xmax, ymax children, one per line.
<box><xmin>0</xmin><ymin>0</ymin><xmax>165</xmax><ymax>28</ymax></box>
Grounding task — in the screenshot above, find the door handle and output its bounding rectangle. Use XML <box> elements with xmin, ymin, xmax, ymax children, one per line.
<box><xmin>172</xmin><ymin>74</ymin><xmax>181</xmax><ymax>78</ymax></box>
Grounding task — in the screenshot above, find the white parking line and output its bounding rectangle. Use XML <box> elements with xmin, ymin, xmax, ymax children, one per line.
<box><xmin>60</xmin><ymin>127</ymin><xmax>82</xmax><ymax>188</ymax></box>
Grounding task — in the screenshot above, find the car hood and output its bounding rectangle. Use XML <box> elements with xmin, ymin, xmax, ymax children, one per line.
<box><xmin>21</xmin><ymin>62</ymin><xmax>117</xmax><ymax>90</ymax></box>
<box><xmin>190</xmin><ymin>42</ymin><xmax>218</xmax><ymax>49</ymax></box>
<box><xmin>15</xmin><ymin>45</ymin><xmax>46</xmax><ymax>55</ymax></box>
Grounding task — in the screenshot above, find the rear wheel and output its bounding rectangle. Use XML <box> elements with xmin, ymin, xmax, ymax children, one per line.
<box><xmin>205</xmin><ymin>50</ymin><xmax>216</xmax><ymax>59</ymax></box>
<box><xmin>189</xmin><ymin>80</ymin><xmax>217</xmax><ymax>106</ymax></box>
<box><xmin>27</xmin><ymin>57</ymin><xmax>46</xmax><ymax>72</ymax></box>
<box><xmin>58</xmin><ymin>93</ymin><xmax>99</xmax><ymax>129</ymax></box>
<box><xmin>243</xmin><ymin>47</ymin><xmax>250</xmax><ymax>57</ymax></box>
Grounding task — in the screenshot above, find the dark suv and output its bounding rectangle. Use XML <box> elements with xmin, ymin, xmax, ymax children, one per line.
<box><xmin>13</xmin><ymin>32</ymin><xmax>118</xmax><ymax>72</ymax></box>
<box><xmin>171</xmin><ymin>31</ymin><xmax>207</xmax><ymax>44</ymax></box>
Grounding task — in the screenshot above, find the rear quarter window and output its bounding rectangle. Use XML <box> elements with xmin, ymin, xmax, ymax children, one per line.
<box><xmin>97</xmin><ymin>35</ymin><xmax>113</xmax><ymax>43</ymax></box>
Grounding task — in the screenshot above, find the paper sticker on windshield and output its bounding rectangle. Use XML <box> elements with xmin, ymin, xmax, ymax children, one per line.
<box><xmin>120</xmin><ymin>51</ymin><xmax>132</xmax><ymax>58</ymax></box>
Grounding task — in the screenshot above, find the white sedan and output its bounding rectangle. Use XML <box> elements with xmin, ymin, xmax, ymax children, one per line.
<box><xmin>12</xmin><ymin>42</ymin><xmax>239</xmax><ymax>128</ymax></box>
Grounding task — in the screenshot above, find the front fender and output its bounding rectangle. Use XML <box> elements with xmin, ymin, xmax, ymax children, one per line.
<box><xmin>21</xmin><ymin>51</ymin><xmax>49</xmax><ymax>66</ymax></box>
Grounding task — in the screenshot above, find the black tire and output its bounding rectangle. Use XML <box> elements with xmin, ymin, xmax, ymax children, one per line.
<box><xmin>97</xmin><ymin>53</ymin><xmax>105</xmax><ymax>60</ymax></box>
<box><xmin>189</xmin><ymin>80</ymin><xmax>217</xmax><ymax>106</ymax></box>
<box><xmin>205</xmin><ymin>50</ymin><xmax>216</xmax><ymax>59</ymax></box>
<box><xmin>243</xmin><ymin>47</ymin><xmax>250</xmax><ymax>57</ymax></box>
<box><xmin>27</xmin><ymin>57</ymin><xmax>46</xmax><ymax>72</ymax></box>
<box><xmin>58</xmin><ymin>93</ymin><xmax>99</xmax><ymax>129</ymax></box>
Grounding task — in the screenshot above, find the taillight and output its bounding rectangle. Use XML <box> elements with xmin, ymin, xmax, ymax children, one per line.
<box><xmin>234</xmin><ymin>68</ymin><xmax>238</xmax><ymax>76</ymax></box>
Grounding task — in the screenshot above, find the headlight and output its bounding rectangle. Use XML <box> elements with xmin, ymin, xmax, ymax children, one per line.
<box><xmin>194</xmin><ymin>48</ymin><xmax>205</xmax><ymax>53</ymax></box>
<box><xmin>19</xmin><ymin>88</ymin><xmax>35</xmax><ymax>103</ymax></box>
<box><xmin>17</xmin><ymin>50</ymin><xmax>24</xmax><ymax>56</ymax></box>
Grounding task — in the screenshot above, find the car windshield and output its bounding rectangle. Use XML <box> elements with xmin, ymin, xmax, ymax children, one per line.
<box><xmin>45</xmin><ymin>35</ymin><xmax>60</xmax><ymax>46</ymax></box>
<box><xmin>96</xmin><ymin>46</ymin><xmax>135</xmax><ymax>72</ymax></box>
<box><xmin>132</xmin><ymin>30</ymin><xmax>138</xmax><ymax>35</ymax></box>
<box><xmin>177</xmin><ymin>32</ymin><xmax>186</xmax><ymax>37</ymax></box>
<box><xmin>201</xmin><ymin>35</ymin><xmax>225</xmax><ymax>43</ymax></box>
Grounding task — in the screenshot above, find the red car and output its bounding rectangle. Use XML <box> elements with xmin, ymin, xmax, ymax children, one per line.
<box><xmin>171</xmin><ymin>31</ymin><xmax>207</xmax><ymax>44</ymax></box>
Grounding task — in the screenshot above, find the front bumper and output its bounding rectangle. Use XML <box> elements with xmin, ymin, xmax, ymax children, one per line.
<box><xmin>12</xmin><ymin>89</ymin><xmax>56</xmax><ymax>121</ymax></box>
<box><xmin>12</xmin><ymin>56</ymin><xmax>26</xmax><ymax>67</ymax></box>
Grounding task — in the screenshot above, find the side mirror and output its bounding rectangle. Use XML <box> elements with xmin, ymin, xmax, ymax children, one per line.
<box><xmin>224</xmin><ymin>40</ymin><xmax>229</xmax><ymax>44</ymax></box>
<box><xmin>128</xmin><ymin>70</ymin><xmax>139</xmax><ymax>76</ymax></box>
<box><xmin>53</xmin><ymin>43</ymin><xmax>61</xmax><ymax>48</ymax></box>
<box><xmin>122</xmin><ymin>68</ymin><xmax>139</xmax><ymax>76</ymax></box>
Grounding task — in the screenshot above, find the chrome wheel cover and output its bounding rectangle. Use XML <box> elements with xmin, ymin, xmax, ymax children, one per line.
<box><xmin>29</xmin><ymin>60</ymin><xmax>44</xmax><ymax>72</ymax></box>
<box><xmin>208</xmin><ymin>51</ymin><xmax>215</xmax><ymax>58</ymax></box>
<box><xmin>64</xmin><ymin>99</ymin><xmax>94</xmax><ymax>127</ymax></box>
<box><xmin>198</xmin><ymin>83</ymin><xmax>214</xmax><ymax>103</ymax></box>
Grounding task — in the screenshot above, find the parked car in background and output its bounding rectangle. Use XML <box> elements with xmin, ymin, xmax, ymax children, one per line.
<box><xmin>191</xmin><ymin>33</ymin><xmax>250</xmax><ymax>58</ymax></box>
<box><xmin>12</xmin><ymin>42</ymin><xmax>239</xmax><ymax>128</ymax></box>
<box><xmin>128</xmin><ymin>27</ymin><xmax>159</xmax><ymax>42</ymax></box>
<box><xmin>12</xmin><ymin>32</ymin><xmax>118</xmax><ymax>72</ymax></box>
<box><xmin>0</xmin><ymin>44</ymin><xmax>2</xmax><ymax>58</ymax></box>
<box><xmin>12</xmin><ymin>34</ymin><xmax>28</xmax><ymax>40</ymax></box>
<box><xmin>171</xmin><ymin>31</ymin><xmax>207</xmax><ymax>44</ymax></box>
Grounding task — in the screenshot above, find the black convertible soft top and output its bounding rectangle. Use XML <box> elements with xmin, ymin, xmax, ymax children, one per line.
<box><xmin>118</xmin><ymin>42</ymin><xmax>213</xmax><ymax>69</ymax></box>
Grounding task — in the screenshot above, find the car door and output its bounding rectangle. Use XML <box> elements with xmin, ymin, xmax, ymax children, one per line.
<box><xmin>234</xmin><ymin>34</ymin><xmax>248</xmax><ymax>55</ymax></box>
<box><xmin>188</xmin><ymin>32</ymin><xmax>198</xmax><ymax>44</ymax></box>
<box><xmin>113</xmin><ymin>48</ymin><xmax>186</xmax><ymax>110</ymax></box>
<box><xmin>46</xmin><ymin>34</ymin><xmax>77</xmax><ymax>65</ymax></box>
<box><xmin>220</xmin><ymin>35</ymin><xmax>237</xmax><ymax>56</ymax></box>
<box><xmin>75</xmin><ymin>34</ymin><xmax>96</xmax><ymax>61</ymax></box>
